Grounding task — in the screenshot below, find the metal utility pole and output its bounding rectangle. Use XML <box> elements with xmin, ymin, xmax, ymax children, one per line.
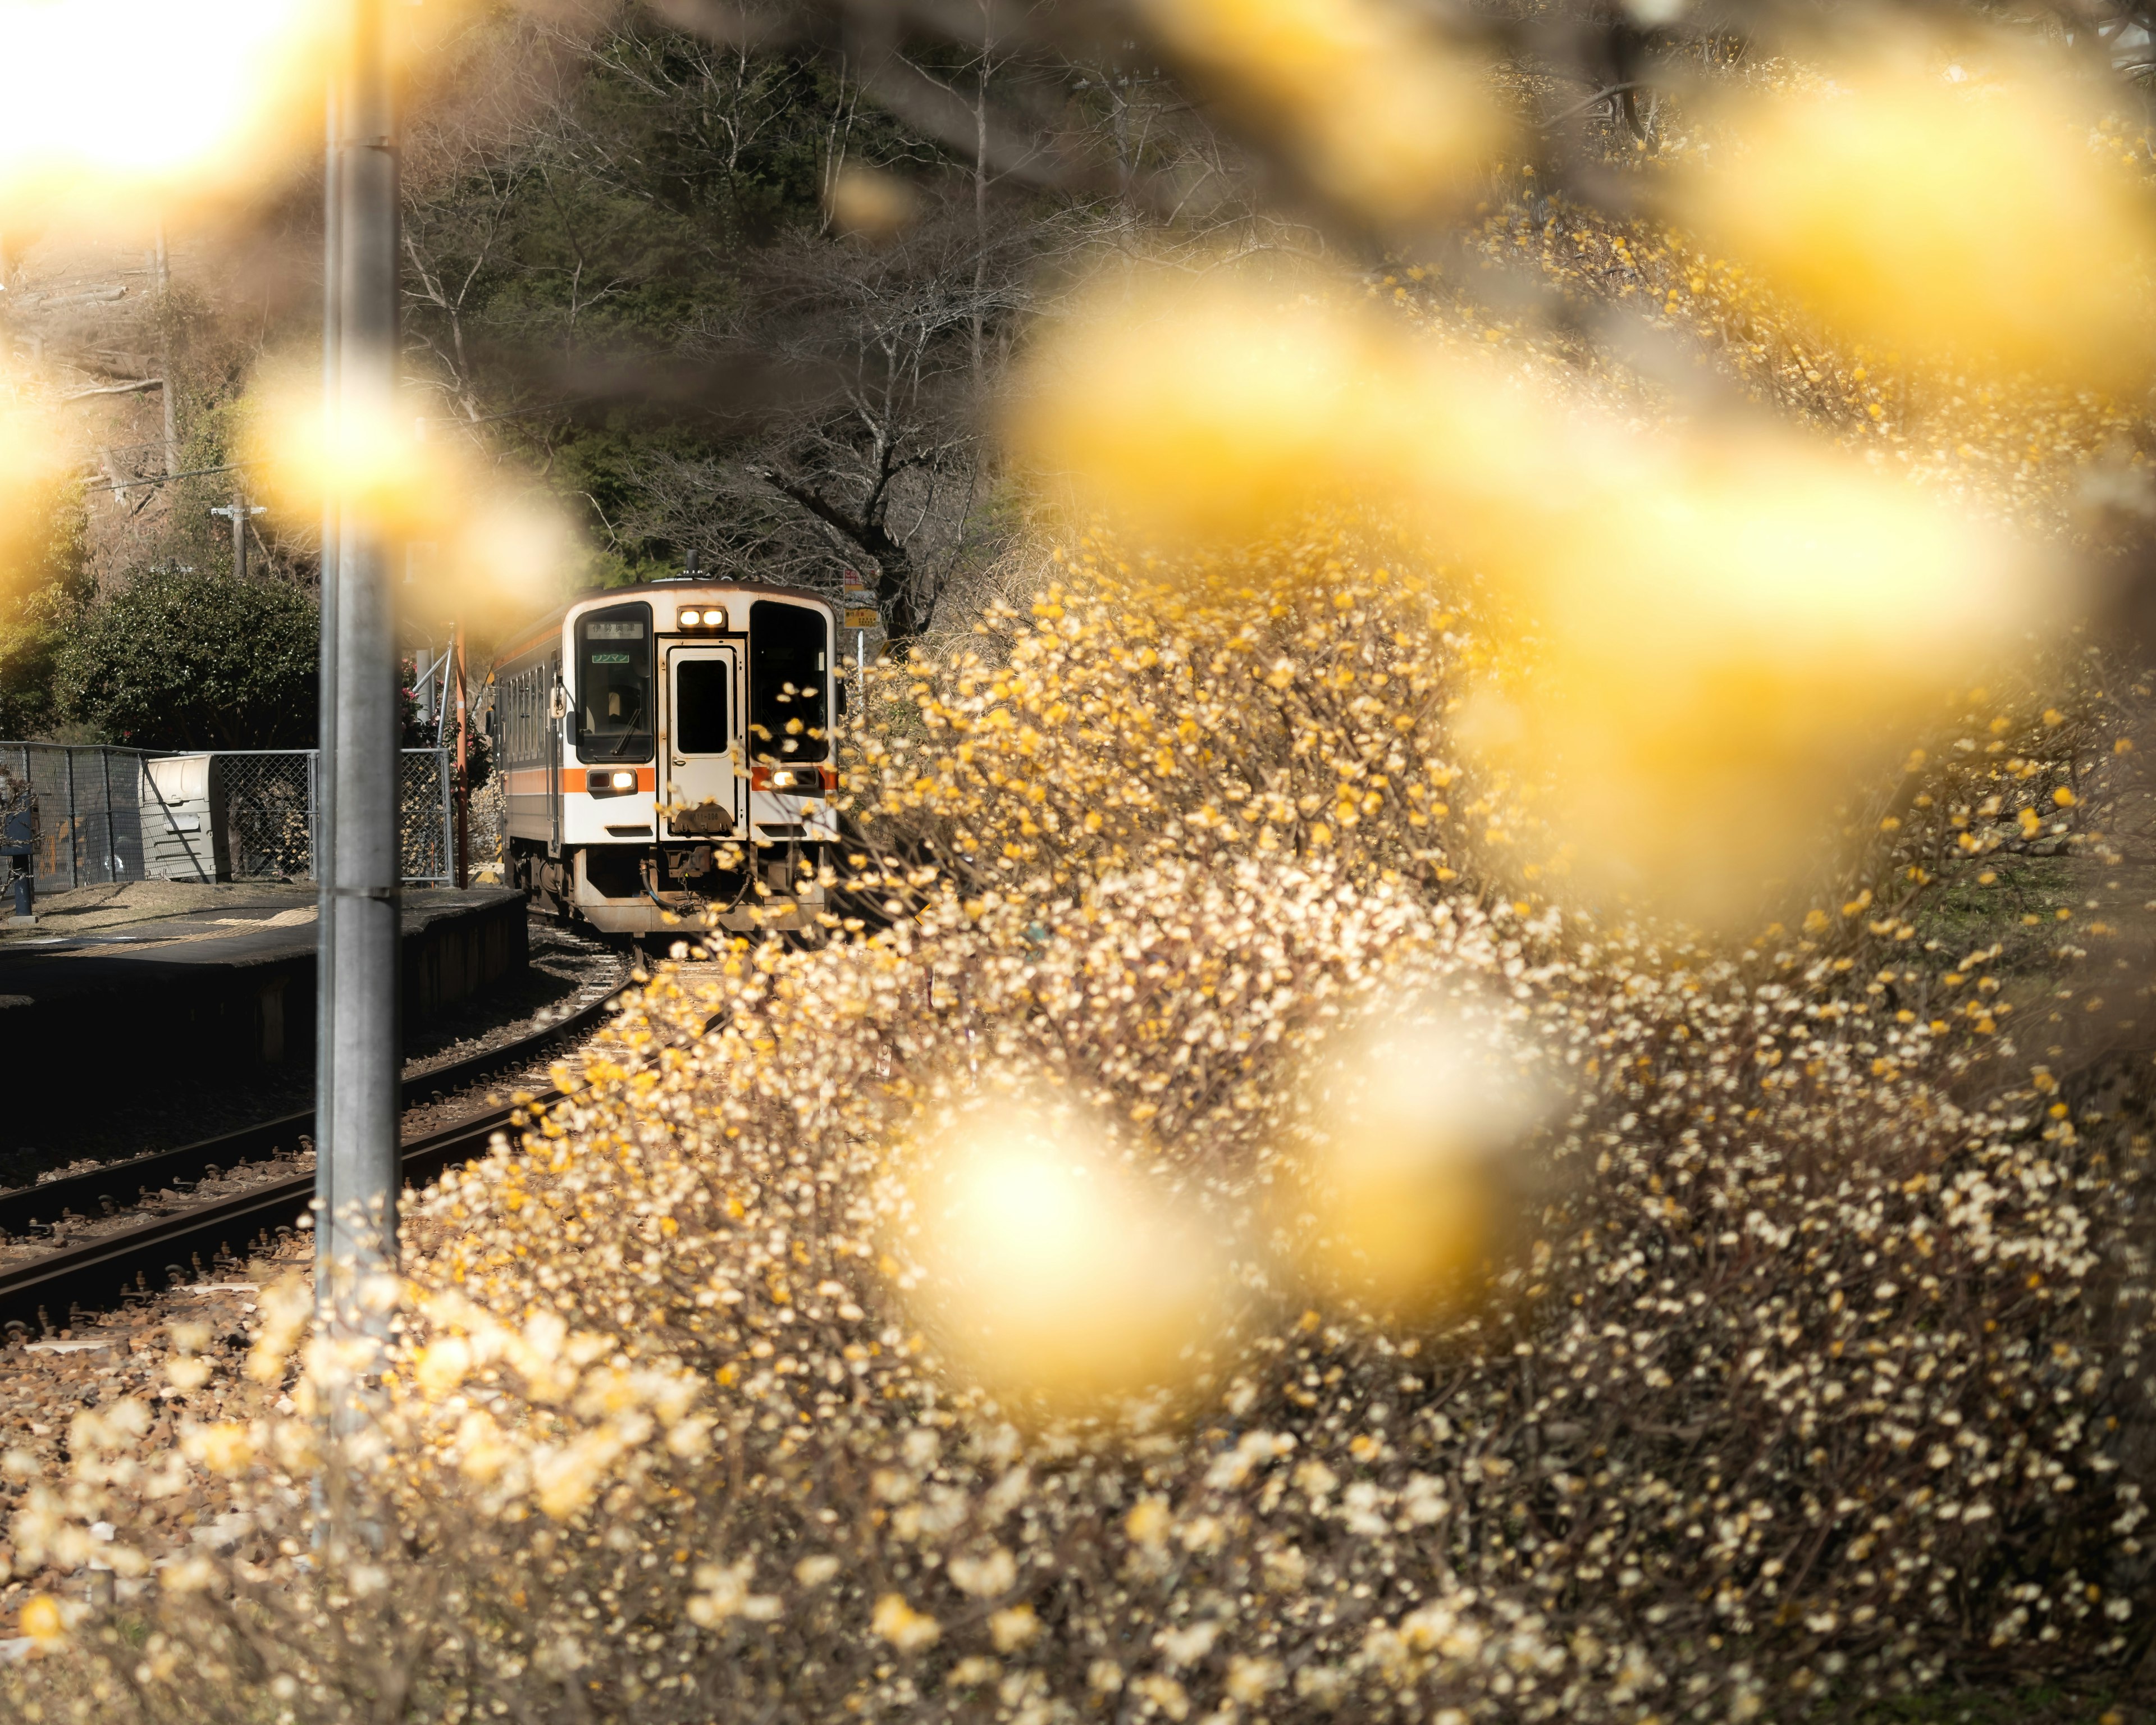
<box><xmin>316</xmin><ymin>0</ymin><xmax>401</xmax><ymax>1339</ymax></box>
<box><xmin>210</xmin><ymin>496</ymin><xmax>264</xmax><ymax>580</ymax></box>
<box><xmin>314</xmin><ymin>72</ymin><xmax>341</xmax><ymax>1323</ymax></box>
<box><xmin>453</xmin><ymin>626</ymin><xmax>469</xmax><ymax>889</ymax></box>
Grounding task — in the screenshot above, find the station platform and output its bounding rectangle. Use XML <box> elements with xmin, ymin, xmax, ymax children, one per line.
<box><xmin>0</xmin><ymin>880</ymin><xmax>527</xmax><ymax>1106</ymax></box>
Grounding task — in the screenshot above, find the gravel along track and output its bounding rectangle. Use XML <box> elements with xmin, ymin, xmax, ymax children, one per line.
<box><xmin>0</xmin><ymin>1231</ymin><xmax>316</xmax><ymax>1617</ymax></box>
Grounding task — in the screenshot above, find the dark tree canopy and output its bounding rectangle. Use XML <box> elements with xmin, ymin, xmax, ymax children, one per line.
<box><xmin>398</xmin><ymin>13</ymin><xmax>1100</xmax><ymax>644</ymax></box>
<box><xmin>58</xmin><ymin>570</ymin><xmax>318</xmax><ymax>749</ymax></box>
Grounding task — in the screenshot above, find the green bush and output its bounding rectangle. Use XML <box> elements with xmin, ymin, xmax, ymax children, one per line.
<box><xmin>58</xmin><ymin>568</ymin><xmax>318</xmax><ymax>749</ymax></box>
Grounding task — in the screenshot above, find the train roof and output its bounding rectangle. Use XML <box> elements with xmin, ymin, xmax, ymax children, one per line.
<box><xmin>491</xmin><ymin>578</ymin><xmax>839</xmax><ymax>667</ymax></box>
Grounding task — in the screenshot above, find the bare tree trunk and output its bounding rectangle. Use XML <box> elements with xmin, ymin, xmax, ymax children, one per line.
<box><xmin>154</xmin><ymin>218</ymin><xmax>178</xmax><ymax>476</ymax></box>
<box><xmin>970</xmin><ymin>4</ymin><xmax>992</xmax><ymax>378</ymax></box>
<box><xmin>821</xmin><ymin>52</ymin><xmax>855</xmax><ymax>231</ymax></box>
<box><xmin>752</xmin><ymin>464</ymin><xmax>925</xmax><ymax>651</ymax></box>
<box><xmin>1112</xmin><ymin>64</ymin><xmax>1134</xmax><ymax>212</ymax></box>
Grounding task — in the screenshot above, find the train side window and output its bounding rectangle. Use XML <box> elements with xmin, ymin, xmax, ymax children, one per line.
<box><xmin>748</xmin><ymin>600</ymin><xmax>828</xmax><ymax>763</ymax></box>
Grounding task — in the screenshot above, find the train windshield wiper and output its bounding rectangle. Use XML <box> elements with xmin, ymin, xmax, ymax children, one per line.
<box><xmin>608</xmin><ymin>702</ymin><xmax>645</xmax><ymax>759</ymax></box>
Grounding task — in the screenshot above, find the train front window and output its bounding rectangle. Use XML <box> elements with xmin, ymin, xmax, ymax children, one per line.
<box><xmin>575</xmin><ymin>603</ymin><xmax>654</xmax><ymax>763</ymax></box>
<box><xmin>748</xmin><ymin>600</ymin><xmax>828</xmax><ymax>763</ymax></box>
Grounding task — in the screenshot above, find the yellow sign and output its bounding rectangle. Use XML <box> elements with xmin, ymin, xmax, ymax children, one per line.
<box><xmin>844</xmin><ymin>609</ymin><xmax>880</xmax><ymax>628</ymax></box>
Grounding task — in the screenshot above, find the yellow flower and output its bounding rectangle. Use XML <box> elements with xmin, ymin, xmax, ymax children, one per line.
<box><xmin>180</xmin><ymin>1421</ymin><xmax>255</xmax><ymax>1478</ymax></box>
<box><xmin>19</xmin><ymin>1592</ymin><xmax>64</xmax><ymax>1646</ymax></box>
<box><xmin>990</xmin><ymin>1605</ymin><xmax>1042</xmax><ymax>1652</ymax></box>
<box><xmin>1126</xmin><ymin>1498</ymin><xmax>1172</xmax><ymax>1549</ymax></box>
<box><xmin>871</xmin><ymin>1593</ymin><xmax>940</xmax><ymax>1653</ymax></box>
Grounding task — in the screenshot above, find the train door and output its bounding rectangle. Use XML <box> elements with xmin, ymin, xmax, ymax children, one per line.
<box><xmin>664</xmin><ymin>643</ymin><xmax>742</xmax><ymax>838</ymax></box>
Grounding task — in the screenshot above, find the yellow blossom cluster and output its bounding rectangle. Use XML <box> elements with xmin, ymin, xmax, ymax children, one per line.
<box><xmin>1447</xmin><ymin>195</ymin><xmax>2151</xmax><ymax>533</ymax></box>
<box><xmin>7</xmin><ymin>550</ymin><xmax>2152</xmax><ymax>1725</ymax></box>
<box><xmin>1009</xmin><ymin>277</ymin><xmax>2062</xmax><ymax>925</ymax></box>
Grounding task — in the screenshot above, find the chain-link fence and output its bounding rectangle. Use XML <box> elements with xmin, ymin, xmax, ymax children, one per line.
<box><xmin>398</xmin><ymin>750</ymin><xmax>456</xmax><ymax>885</ymax></box>
<box><xmin>216</xmin><ymin>751</ymin><xmax>317</xmax><ymax>882</ymax></box>
<box><xmin>468</xmin><ymin>772</ymin><xmax>507</xmax><ymax>883</ymax></box>
<box><xmin>2</xmin><ymin>743</ymin><xmax>148</xmax><ymax>889</ymax></box>
<box><xmin>0</xmin><ymin>742</ymin><xmax>462</xmax><ymax>890</ymax></box>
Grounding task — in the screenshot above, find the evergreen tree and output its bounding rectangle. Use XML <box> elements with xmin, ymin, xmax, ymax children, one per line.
<box><xmin>57</xmin><ymin>568</ymin><xmax>317</xmax><ymax>749</ymax></box>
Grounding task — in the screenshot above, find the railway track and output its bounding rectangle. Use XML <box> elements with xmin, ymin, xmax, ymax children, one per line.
<box><xmin>0</xmin><ymin>981</ymin><xmax>629</xmax><ymax>1334</ymax></box>
<box><xmin>0</xmin><ymin>1099</ymin><xmax>565</xmax><ymax>1335</ymax></box>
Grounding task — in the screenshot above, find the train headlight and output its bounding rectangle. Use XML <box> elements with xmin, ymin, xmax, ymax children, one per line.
<box><xmin>678</xmin><ymin>609</ymin><xmax>702</xmax><ymax>626</ymax></box>
<box><xmin>610</xmin><ymin>769</ymin><xmax>636</xmax><ymax>791</ymax></box>
<box><xmin>676</xmin><ymin>606</ymin><xmax>726</xmax><ymax>630</ymax></box>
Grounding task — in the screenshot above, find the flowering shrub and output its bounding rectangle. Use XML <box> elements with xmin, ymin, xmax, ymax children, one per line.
<box><xmin>5</xmin><ymin>544</ymin><xmax>2153</xmax><ymax>1725</ymax></box>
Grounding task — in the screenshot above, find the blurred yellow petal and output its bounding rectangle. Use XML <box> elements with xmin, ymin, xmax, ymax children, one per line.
<box><xmin>179</xmin><ymin>1419</ymin><xmax>255</xmax><ymax>1478</ymax></box>
<box><xmin>0</xmin><ymin>393</ymin><xmax>72</xmax><ymax>597</ymax></box>
<box><xmin>871</xmin><ymin>1592</ymin><xmax>942</xmax><ymax>1653</ymax></box>
<box><xmin>1494</xmin><ymin>432</ymin><xmax>2054</xmax><ymax>924</ymax></box>
<box><xmin>1286</xmin><ymin>1012</ymin><xmax>1546</xmax><ymax>1311</ymax></box>
<box><xmin>1013</xmin><ymin>266</ymin><xmax>2064</xmax><ymax>924</ymax></box>
<box><xmin>414</xmin><ymin>1336</ymin><xmax>472</xmax><ymax>1397</ymax></box>
<box><xmin>1135</xmin><ymin>0</ymin><xmax>1505</xmax><ymax>222</ymax></box>
<box><xmin>0</xmin><ymin>0</ymin><xmax>470</xmax><ymax>232</ymax></box>
<box><xmin>827</xmin><ymin>163</ymin><xmax>920</xmax><ymax>240</ymax></box>
<box><xmin>243</xmin><ymin>364</ymin><xmax>455</xmax><ymax>540</ymax></box>
<box><xmin>1677</xmin><ymin>37</ymin><xmax>2156</xmax><ymax>386</ymax></box>
<box><xmin>243</xmin><ymin>361</ymin><xmax>584</xmax><ymax>631</ymax></box>
<box><xmin>0</xmin><ymin>0</ymin><xmax>325</xmax><ymax>226</ymax></box>
<box><xmin>421</xmin><ymin>485</ymin><xmax>585</xmax><ymax>637</ymax></box>
<box><xmin>1008</xmin><ymin>271</ymin><xmax>1509</xmax><ymax>545</ymax></box>
<box><xmin>898</xmin><ymin>1095</ymin><xmax>1229</xmax><ymax>1410</ymax></box>
<box><xmin>19</xmin><ymin>1591</ymin><xmax>65</xmax><ymax>1646</ymax></box>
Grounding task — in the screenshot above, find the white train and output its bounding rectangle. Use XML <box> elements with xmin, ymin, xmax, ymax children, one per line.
<box><xmin>488</xmin><ymin>579</ymin><xmax>842</xmax><ymax>935</ymax></box>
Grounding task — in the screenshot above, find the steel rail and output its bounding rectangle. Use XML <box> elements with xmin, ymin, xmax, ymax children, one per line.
<box><xmin>0</xmin><ymin>1093</ymin><xmax>566</xmax><ymax>1334</ymax></box>
<box><xmin>0</xmin><ymin>976</ymin><xmax>627</xmax><ymax>1243</ymax></box>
